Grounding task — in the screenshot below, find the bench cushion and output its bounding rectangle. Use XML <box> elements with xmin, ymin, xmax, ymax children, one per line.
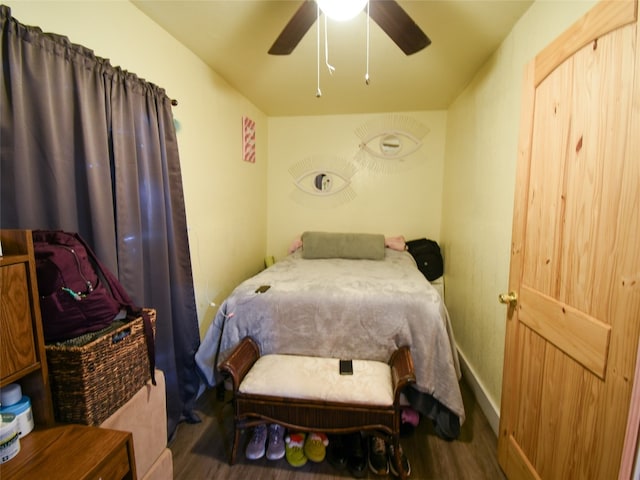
<box><xmin>239</xmin><ymin>354</ymin><xmax>394</xmax><ymax>406</ymax></box>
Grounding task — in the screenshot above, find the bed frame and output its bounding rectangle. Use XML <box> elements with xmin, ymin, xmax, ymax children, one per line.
<box><xmin>218</xmin><ymin>336</ymin><xmax>416</xmax><ymax>479</ymax></box>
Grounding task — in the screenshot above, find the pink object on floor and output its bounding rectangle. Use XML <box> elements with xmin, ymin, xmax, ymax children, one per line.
<box><xmin>401</xmin><ymin>407</ymin><xmax>420</xmax><ymax>427</ymax></box>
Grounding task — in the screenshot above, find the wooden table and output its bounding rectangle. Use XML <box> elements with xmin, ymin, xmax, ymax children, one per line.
<box><xmin>0</xmin><ymin>424</ymin><xmax>136</xmax><ymax>479</ymax></box>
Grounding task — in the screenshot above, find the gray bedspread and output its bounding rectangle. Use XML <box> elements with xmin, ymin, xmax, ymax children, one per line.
<box><xmin>195</xmin><ymin>249</ymin><xmax>465</xmax><ymax>425</ymax></box>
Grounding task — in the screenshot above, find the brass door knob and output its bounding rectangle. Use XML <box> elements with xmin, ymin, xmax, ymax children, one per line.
<box><xmin>498</xmin><ymin>291</ymin><xmax>518</xmax><ymax>306</ymax></box>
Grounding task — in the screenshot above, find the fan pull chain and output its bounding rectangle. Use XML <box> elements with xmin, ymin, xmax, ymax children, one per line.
<box><xmin>365</xmin><ymin>0</ymin><xmax>370</xmax><ymax>85</ymax></box>
<box><xmin>324</xmin><ymin>15</ymin><xmax>336</xmax><ymax>76</ymax></box>
<box><xmin>316</xmin><ymin>3</ymin><xmax>321</xmax><ymax>98</ymax></box>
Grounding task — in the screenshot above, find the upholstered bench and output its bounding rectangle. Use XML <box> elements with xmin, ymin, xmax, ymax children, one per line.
<box><xmin>219</xmin><ymin>336</ymin><xmax>416</xmax><ymax>479</ymax></box>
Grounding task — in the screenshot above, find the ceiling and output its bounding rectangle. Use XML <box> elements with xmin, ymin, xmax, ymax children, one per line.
<box><xmin>131</xmin><ymin>0</ymin><xmax>533</xmax><ymax>117</ymax></box>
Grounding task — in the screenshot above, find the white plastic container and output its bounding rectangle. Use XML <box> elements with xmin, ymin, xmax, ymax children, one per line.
<box><xmin>1</xmin><ymin>396</ymin><xmax>34</xmax><ymax>438</ymax></box>
<box><xmin>0</xmin><ymin>413</ymin><xmax>20</xmax><ymax>464</ymax></box>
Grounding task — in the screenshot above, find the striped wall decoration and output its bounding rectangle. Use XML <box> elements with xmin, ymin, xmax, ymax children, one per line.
<box><xmin>242</xmin><ymin>116</ymin><xmax>256</xmax><ymax>163</ymax></box>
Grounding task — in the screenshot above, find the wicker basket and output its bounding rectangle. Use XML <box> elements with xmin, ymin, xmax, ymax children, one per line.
<box><xmin>45</xmin><ymin>308</ymin><xmax>156</xmax><ymax>426</ymax></box>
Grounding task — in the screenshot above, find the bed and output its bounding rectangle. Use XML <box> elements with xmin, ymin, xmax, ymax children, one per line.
<box><xmin>195</xmin><ymin>232</ymin><xmax>465</xmax><ymax>439</ymax></box>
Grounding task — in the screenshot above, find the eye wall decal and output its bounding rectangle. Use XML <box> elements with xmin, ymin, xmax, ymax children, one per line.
<box><xmin>313</xmin><ymin>173</ymin><xmax>333</xmax><ymax>193</ymax></box>
<box><xmin>288</xmin><ymin>154</ymin><xmax>358</xmax><ymax>208</ymax></box>
<box><xmin>354</xmin><ymin>114</ymin><xmax>430</xmax><ymax>173</ymax></box>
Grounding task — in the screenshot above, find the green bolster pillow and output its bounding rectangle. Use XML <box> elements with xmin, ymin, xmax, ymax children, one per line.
<box><xmin>301</xmin><ymin>231</ymin><xmax>385</xmax><ymax>260</ymax></box>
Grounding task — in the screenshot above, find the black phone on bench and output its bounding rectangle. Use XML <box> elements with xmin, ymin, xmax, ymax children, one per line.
<box><xmin>339</xmin><ymin>359</ymin><xmax>353</xmax><ymax>375</ymax></box>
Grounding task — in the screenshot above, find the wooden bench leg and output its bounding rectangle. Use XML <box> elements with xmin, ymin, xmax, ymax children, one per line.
<box><xmin>391</xmin><ymin>436</ymin><xmax>409</xmax><ymax>480</ymax></box>
<box><xmin>229</xmin><ymin>425</ymin><xmax>241</xmax><ymax>465</ymax></box>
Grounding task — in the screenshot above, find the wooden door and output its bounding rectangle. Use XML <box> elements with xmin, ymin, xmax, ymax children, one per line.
<box><xmin>498</xmin><ymin>1</ymin><xmax>640</xmax><ymax>479</ymax></box>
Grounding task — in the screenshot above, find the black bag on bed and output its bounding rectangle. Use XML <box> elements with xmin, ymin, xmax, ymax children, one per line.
<box><xmin>406</xmin><ymin>238</ymin><xmax>443</xmax><ymax>281</ymax></box>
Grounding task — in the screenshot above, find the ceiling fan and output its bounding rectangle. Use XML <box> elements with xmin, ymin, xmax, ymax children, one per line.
<box><xmin>268</xmin><ymin>0</ymin><xmax>431</xmax><ymax>56</ymax></box>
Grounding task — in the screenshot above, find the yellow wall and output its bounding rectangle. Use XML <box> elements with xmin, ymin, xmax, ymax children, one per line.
<box><xmin>266</xmin><ymin>112</ymin><xmax>447</xmax><ymax>259</ymax></box>
<box><xmin>441</xmin><ymin>0</ymin><xmax>597</xmax><ymax>427</ymax></box>
<box><xmin>6</xmin><ymin>0</ymin><xmax>269</xmax><ymax>335</ymax></box>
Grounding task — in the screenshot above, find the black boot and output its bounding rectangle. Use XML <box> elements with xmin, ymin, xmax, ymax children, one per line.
<box><xmin>345</xmin><ymin>432</ymin><xmax>367</xmax><ymax>478</ymax></box>
<box><xmin>326</xmin><ymin>434</ymin><xmax>348</xmax><ymax>471</ymax></box>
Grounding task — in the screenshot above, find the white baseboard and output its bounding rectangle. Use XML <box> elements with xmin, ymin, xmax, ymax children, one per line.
<box><xmin>456</xmin><ymin>347</ymin><xmax>501</xmax><ymax>436</ymax></box>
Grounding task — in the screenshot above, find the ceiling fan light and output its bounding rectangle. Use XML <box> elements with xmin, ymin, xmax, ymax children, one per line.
<box><xmin>316</xmin><ymin>0</ymin><xmax>368</xmax><ymax>22</ymax></box>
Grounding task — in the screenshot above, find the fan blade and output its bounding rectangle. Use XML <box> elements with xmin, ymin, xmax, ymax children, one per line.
<box><xmin>268</xmin><ymin>1</ymin><xmax>318</xmax><ymax>55</ymax></box>
<box><xmin>369</xmin><ymin>0</ymin><xmax>431</xmax><ymax>55</ymax></box>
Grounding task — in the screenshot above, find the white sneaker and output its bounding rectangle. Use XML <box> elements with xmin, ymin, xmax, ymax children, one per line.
<box><xmin>245</xmin><ymin>424</ymin><xmax>267</xmax><ymax>460</ymax></box>
<box><xmin>266</xmin><ymin>424</ymin><xmax>286</xmax><ymax>460</ymax></box>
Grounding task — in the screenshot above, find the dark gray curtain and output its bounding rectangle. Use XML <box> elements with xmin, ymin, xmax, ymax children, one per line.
<box><xmin>0</xmin><ymin>5</ymin><xmax>200</xmax><ymax>437</ymax></box>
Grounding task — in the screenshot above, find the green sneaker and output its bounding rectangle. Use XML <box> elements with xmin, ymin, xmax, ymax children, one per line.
<box><xmin>304</xmin><ymin>432</ymin><xmax>329</xmax><ymax>462</ymax></box>
<box><xmin>285</xmin><ymin>432</ymin><xmax>308</xmax><ymax>467</ymax></box>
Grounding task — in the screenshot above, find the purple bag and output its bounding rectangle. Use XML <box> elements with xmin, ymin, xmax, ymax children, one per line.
<box><xmin>32</xmin><ymin>230</ymin><xmax>155</xmax><ymax>383</ymax></box>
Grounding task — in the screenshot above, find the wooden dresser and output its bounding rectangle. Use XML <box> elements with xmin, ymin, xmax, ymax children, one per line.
<box><xmin>1</xmin><ymin>425</ymin><xmax>136</xmax><ymax>479</ymax></box>
<box><xmin>0</xmin><ymin>230</ymin><xmax>137</xmax><ymax>479</ymax></box>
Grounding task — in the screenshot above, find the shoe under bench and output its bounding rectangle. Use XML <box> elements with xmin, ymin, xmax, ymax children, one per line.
<box><xmin>218</xmin><ymin>336</ymin><xmax>416</xmax><ymax>480</ymax></box>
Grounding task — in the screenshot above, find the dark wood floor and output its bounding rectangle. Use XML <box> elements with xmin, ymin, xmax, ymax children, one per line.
<box><xmin>168</xmin><ymin>379</ymin><xmax>506</xmax><ymax>479</ymax></box>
